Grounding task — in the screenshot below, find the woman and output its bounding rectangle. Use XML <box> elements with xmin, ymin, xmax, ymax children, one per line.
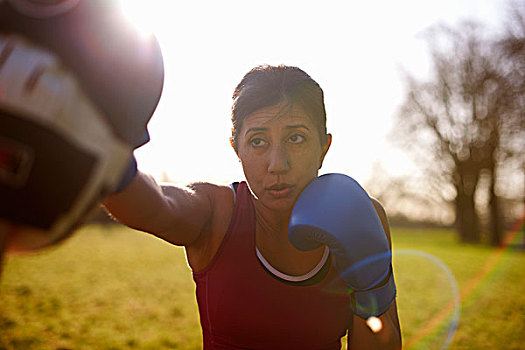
<box><xmin>104</xmin><ymin>65</ymin><xmax>401</xmax><ymax>349</ymax></box>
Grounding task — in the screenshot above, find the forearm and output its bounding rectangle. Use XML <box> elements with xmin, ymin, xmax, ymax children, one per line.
<box><xmin>348</xmin><ymin>301</ymin><xmax>402</xmax><ymax>350</ymax></box>
<box><xmin>103</xmin><ymin>171</ymin><xmax>173</xmax><ymax>234</ymax></box>
<box><xmin>102</xmin><ymin>171</ymin><xmax>212</xmax><ymax>246</ymax></box>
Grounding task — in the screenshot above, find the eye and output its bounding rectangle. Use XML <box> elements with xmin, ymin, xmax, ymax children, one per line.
<box><xmin>288</xmin><ymin>133</ymin><xmax>305</xmax><ymax>144</ymax></box>
<box><xmin>250</xmin><ymin>137</ymin><xmax>267</xmax><ymax>148</ymax></box>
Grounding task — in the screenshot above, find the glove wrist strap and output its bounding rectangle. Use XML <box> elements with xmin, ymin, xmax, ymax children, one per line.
<box><xmin>350</xmin><ymin>268</ymin><xmax>397</xmax><ymax>318</ymax></box>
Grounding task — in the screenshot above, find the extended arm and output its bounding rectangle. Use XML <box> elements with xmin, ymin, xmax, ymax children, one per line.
<box><xmin>103</xmin><ymin>171</ymin><xmax>214</xmax><ymax>247</ymax></box>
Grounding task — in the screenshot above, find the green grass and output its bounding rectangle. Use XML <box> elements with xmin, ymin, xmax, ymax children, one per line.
<box><xmin>0</xmin><ymin>225</ymin><xmax>201</xmax><ymax>350</ymax></box>
<box><xmin>391</xmin><ymin>228</ymin><xmax>525</xmax><ymax>350</ymax></box>
<box><xmin>1</xmin><ymin>225</ymin><xmax>524</xmax><ymax>349</ymax></box>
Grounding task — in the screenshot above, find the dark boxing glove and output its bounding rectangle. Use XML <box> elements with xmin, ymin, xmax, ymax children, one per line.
<box><xmin>0</xmin><ymin>0</ymin><xmax>164</xmax><ymax>251</ymax></box>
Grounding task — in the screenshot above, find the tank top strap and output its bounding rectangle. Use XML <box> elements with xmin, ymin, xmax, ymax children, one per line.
<box><xmin>224</xmin><ymin>181</ymin><xmax>256</xmax><ymax>255</ymax></box>
<box><xmin>228</xmin><ymin>181</ymin><xmax>254</xmax><ymax>235</ymax></box>
<box><xmin>194</xmin><ymin>181</ymin><xmax>256</xmax><ymax>275</ymax></box>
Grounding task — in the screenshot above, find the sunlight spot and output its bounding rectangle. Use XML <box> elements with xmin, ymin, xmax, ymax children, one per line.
<box><xmin>366</xmin><ymin>316</ymin><xmax>383</xmax><ymax>333</ymax></box>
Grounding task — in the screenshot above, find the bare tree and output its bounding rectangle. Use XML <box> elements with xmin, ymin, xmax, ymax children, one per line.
<box><xmin>487</xmin><ymin>2</ymin><xmax>525</xmax><ymax>245</ymax></box>
<box><xmin>393</xmin><ymin>21</ymin><xmax>518</xmax><ymax>243</ymax></box>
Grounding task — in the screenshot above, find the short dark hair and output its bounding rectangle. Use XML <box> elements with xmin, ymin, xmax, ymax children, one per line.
<box><xmin>231</xmin><ymin>65</ymin><xmax>328</xmax><ymax>151</ymax></box>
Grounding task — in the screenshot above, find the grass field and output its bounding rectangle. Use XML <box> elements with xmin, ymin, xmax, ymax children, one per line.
<box><xmin>1</xmin><ymin>224</ymin><xmax>524</xmax><ymax>349</ymax></box>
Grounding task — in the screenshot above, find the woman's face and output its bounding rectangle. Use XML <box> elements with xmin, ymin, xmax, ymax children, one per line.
<box><xmin>235</xmin><ymin>103</ymin><xmax>331</xmax><ymax>213</ymax></box>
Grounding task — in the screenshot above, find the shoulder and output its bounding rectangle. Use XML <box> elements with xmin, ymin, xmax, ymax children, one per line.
<box><xmin>192</xmin><ymin>181</ymin><xmax>235</xmax><ymax>211</ymax></box>
<box><xmin>174</xmin><ymin>181</ymin><xmax>235</xmax><ymax>231</ymax></box>
<box><xmin>369</xmin><ymin>197</ymin><xmax>392</xmax><ymax>248</ymax></box>
<box><xmin>183</xmin><ymin>182</ymin><xmax>236</xmax><ymax>271</ymax></box>
<box><xmin>370</xmin><ymin>197</ymin><xmax>388</xmax><ymax>223</ymax></box>
<box><xmin>185</xmin><ymin>181</ymin><xmax>234</xmax><ymax>204</ymax></box>
<box><xmin>144</xmin><ymin>180</ymin><xmax>234</xmax><ymax>247</ymax></box>
<box><xmin>159</xmin><ymin>181</ymin><xmax>233</xmax><ymax>210</ymax></box>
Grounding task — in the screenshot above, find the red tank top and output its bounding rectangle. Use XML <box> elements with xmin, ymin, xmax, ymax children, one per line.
<box><xmin>193</xmin><ymin>182</ymin><xmax>351</xmax><ymax>349</ymax></box>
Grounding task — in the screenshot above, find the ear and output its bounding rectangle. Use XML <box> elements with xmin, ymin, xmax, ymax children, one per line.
<box><xmin>230</xmin><ymin>137</ymin><xmax>239</xmax><ymax>156</ymax></box>
<box><xmin>319</xmin><ymin>133</ymin><xmax>332</xmax><ymax>169</ymax></box>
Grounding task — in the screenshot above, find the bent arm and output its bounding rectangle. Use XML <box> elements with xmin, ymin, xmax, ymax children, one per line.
<box><xmin>103</xmin><ymin>171</ymin><xmax>213</xmax><ymax>246</ymax></box>
<box><xmin>348</xmin><ymin>198</ymin><xmax>402</xmax><ymax>349</ymax></box>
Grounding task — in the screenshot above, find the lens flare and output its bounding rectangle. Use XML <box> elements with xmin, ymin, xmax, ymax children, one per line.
<box><xmin>321</xmin><ymin>221</ymin><xmax>524</xmax><ymax>350</ymax></box>
<box><xmin>394</xmin><ymin>249</ymin><xmax>460</xmax><ymax>350</ymax></box>
<box><xmin>322</xmin><ymin>249</ymin><xmax>461</xmax><ymax>350</ymax></box>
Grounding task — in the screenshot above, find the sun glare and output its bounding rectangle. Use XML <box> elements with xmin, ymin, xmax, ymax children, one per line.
<box><xmin>119</xmin><ymin>0</ymin><xmax>158</xmax><ymax>36</ymax></box>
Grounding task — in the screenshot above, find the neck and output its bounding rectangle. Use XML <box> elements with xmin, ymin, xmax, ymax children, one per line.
<box><xmin>254</xmin><ymin>200</ymin><xmax>292</xmax><ymax>230</ymax></box>
<box><xmin>253</xmin><ymin>200</ymin><xmax>291</xmax><ymax>244</ymax></box>
<box><xmin>252</xmin><ymin>199</ymin><xmax>326</xmax><ymax>276</ymax></box>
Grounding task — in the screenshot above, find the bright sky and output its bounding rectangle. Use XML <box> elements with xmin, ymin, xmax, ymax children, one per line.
<box><xmin>122</xmin><ymin>0</ymin><xmax>505</xmax><ymax>185</ymax></box>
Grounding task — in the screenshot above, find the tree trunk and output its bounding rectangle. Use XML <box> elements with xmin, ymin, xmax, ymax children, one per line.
<box><xmin>488</xmin><ymin>166</ymin><xmax>503</xmax><ymax>246</ymax></box>
<box><xmin>455</xmin><ymin>178</ymin><xmax>481</xmax><ymax>243</ymax></box>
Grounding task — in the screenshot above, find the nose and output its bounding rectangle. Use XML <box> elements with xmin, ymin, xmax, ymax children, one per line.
<box><xmin>268</xmin><ymin>144</ymin><xmax>290</xmax><ymax>174</ymax></box>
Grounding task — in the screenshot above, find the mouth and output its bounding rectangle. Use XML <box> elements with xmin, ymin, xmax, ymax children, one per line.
<box><xmin>266</xmin><ymin>183</ymin><xmax>295</xmax><ymax>198</ymax></box>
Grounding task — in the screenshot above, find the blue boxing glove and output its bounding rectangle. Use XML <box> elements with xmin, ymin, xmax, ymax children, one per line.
<box><xmin>288</xmin><ymin>173</ymin><xmax>396</xmax><ymax>319</ymax></box>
